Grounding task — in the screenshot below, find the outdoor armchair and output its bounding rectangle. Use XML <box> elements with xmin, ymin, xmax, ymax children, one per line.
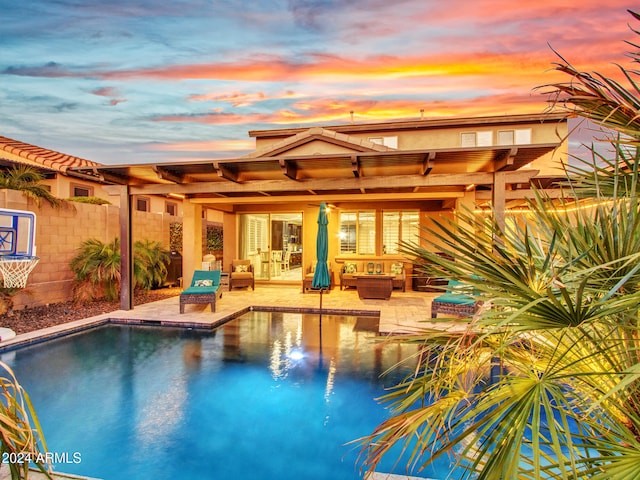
<box><xmin>229</xmin><ymin>259</ymin><xmax>254</xmax><ymax>290</ymax></box>
<box><xmin>180</xmin><ymin>269</ymin><xmax>223</xmax><ymax>313</ymax></box>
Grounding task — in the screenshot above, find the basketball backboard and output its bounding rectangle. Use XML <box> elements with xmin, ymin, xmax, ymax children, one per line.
<box><xmin>0</xmin><ymin>208</ymin><xmax>36</xmax><ymax>257</ymax></box>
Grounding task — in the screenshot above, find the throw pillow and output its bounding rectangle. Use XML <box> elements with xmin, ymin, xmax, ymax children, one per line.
<box><xmin>344</xmin><ymin>262</ymin><xmax>357</xmax><ymax>274</ymax></box>
<box><xmin>235</xmin><ymin>264</ymin><xmax>248</xmax><ymax>273</ymax></box>
<box><xmin>194</xmin><ymin>279</ymin><xmax>213</xmax><ymax>287</ymax></box>
<box><xmin>390</xmin><ymin>263</ymin><xmax>403</xmax><ymax>275</ymax></box>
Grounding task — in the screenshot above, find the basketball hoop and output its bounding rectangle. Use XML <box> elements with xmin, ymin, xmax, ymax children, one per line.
<box><xmin>0</xmin><ymin>255</ymin><xmax>40</xmax><ymax>288</ymax></box>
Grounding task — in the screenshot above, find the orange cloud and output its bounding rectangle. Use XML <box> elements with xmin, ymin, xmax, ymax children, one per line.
<box><xmin>150</xmin><ymin>139</ymin><xmax>254</xmax><ymax>152</ymax></box>
<box><xmin>189</xmin><ymin>90</ymin><xmax>304</xmax><ymax>107</ymax></box>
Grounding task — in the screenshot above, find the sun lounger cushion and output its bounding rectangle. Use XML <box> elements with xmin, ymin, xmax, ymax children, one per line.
<box><xmin>431</xmin><ymin>280</ymin><xmax>479</xmax><ymax>317</ymax></box>
<box><xmin>180</xmin><ymin>270</ymin><xmax>223</xmax><ymax>313</ymax></box>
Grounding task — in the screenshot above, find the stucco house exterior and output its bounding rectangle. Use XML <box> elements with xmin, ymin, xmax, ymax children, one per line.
<box><xmin>69</xmin><ymin>112</ymin><xmax>569</xmax><ymax>310</ymax></box>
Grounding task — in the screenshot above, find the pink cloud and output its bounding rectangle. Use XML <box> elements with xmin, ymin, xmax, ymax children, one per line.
<box><xmin>91</xmin><ymin>86</ymin><xmax>127</xmax><ymax>106</ymax></box>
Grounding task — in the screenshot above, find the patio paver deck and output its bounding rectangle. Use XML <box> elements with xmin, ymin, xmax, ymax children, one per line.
<box><xmin>0</xmin><ymin>284</ymin><xmax>468</xmax><ymax>352</ymax></box>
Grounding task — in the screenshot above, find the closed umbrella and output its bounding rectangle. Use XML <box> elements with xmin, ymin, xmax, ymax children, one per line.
<box><xmin>312</xmin><ymin>203</ymin><xmax>331</xmax><ymax>318</ymax></box>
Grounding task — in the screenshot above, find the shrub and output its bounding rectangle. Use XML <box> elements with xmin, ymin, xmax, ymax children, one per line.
<box><xmin>170</xmin><ymin>222</ymin><xmax>182</xmax><ymax>252</ymax></box>
<box><xmin>69</xmin><ymin>237</ymin><xmax>170</xmax><ymax>302</ymax></box>
<box><xmin>66</xmin><ymin>196</ymin><xmax>111</xmax><ymax>205</ymax></box>
<box><xmin>206</xmin><ymin>224</ymin><xmax>223</xmax><ymax>251</ymax></box>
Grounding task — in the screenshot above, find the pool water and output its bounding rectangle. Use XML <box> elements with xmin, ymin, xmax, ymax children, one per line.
<box><xmin>4</xmin><ymin>312</ymin><xmax>451</xmax><ymax>479</ymax></box>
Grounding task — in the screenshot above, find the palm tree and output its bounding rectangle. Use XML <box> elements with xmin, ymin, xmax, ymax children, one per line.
<box><xmin>0</xmin><ymin>361</ymin><xmax>51</xmax><ymax>479</ymax></box>
<box><xmin>70</xmin><ymin>237</ymin><xmax>121</xmax><ymax>302</ymax></box>
<box><xmin>133</xmin><ymin>239</ymin><xmax>170</xmax><ymax>290</ymax></box>
<box><xmin>358</xmin><ymin>10</ymin><xmax>640</xmax><ymax>479</ymax></box>
<box><xmin>0</xmin><ymin>165</ymin><xmax>64</xmax><ymax>209</ymax></box>
<box><xmin>70</xmin><ymin>237</ymin><xmax>170</xmax><ymax>302</ymax></box>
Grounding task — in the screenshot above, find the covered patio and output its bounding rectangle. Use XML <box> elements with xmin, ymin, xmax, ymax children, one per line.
<box><xmin>69</xmin><ymin>113</ymin><xmax>567</xmax><ymax>312</ymax></box>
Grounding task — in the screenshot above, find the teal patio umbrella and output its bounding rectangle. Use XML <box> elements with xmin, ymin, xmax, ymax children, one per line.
<box><xmin>312</xmin><ymin>203</ymin><xmax>331</xmax><ymax>318</ymax></box>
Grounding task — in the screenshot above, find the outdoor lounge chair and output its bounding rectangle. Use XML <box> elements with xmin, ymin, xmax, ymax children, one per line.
<box><xmin>180</xmin><ymin>269</ymin><xmax>223</xmax><ymax>314</ymax></box>
<box><xmin>229</xmin><ymin>259</ymin><xmax>254</xmax><ymax>290</ymax></box>
<box><xmin>431</xmin><ymin>279</ymin><xmax>480</xmax><ymax>318</ymax></box>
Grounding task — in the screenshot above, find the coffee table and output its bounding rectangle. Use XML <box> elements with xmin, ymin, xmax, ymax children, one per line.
<box><xmin>354</xmin><ymin>274</ymin><xmax>393</xmax><ymax>300</ymax></box>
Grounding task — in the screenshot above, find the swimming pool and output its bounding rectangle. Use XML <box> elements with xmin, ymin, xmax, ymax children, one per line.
<box><xmin>4</xmin><ymin>312</ymin><xmax>451</xmax><ymax>479</ymax></box>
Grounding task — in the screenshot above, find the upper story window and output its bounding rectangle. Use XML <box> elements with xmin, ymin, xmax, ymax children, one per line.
<box><xmin>165</xmin><ymin>201</ymin><xmax>178</xmax><ymax>216</ymax></box>
<box><xmin>71</xmin><ymin>184</ymin><xmax>93</xmax><ymax>197</ymax></box>
<box><xmin>497</xmin><ymin>128</ymin><xmax>532</xmax><ymax>145</ymax></box>
<box><xmin>339</xmin><ymin>211</ymin><xmax>376</xmax><ymax>255</ymax></box>
<box><xmin>461</xmin><ymin>131</ymin><xmax>493</xmax><ymax>147</ymax></box>
<box><xmin>368</xmin><ymin>136</ymin><xmax>398</xmax><ymax>148</ymax></box>
<box><xmin>135</xmin><ymin>196</ymin><xmax>150</xmax><ymax>212</ymax></box>
<box><xmin>382</xmin><ymin>210</ymin><xmax>419</xmax><ymax>254</ymax></box>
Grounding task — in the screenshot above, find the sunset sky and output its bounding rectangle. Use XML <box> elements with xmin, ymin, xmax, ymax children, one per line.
<box><xmin>0</xmin><ymin>1</ymin><xmax>636</xmax><ymax>164</ymax></box>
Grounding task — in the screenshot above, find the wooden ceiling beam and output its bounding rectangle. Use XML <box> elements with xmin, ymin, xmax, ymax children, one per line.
<box><xmin>351</xmin><ymin>155</ymin><xmax>361</xmax><ymax>178</ymax></box>
<box><xmin>475</xmin><ymin>188</ymin><xmax>565</xmax><ymax>200</ymax></box>
<box><xmin>420</xmin><ymin>151</ymin><xmax>436</xmax><ymax>176</ymax></box>
<box><xmin>441</xmin><ymin>198</ymin><xmax>457</xmax><ymax>209</ymax></box>
<box><xmin>213</xmin><ymin>161</ymin><xmax>238</xmax><ymax>182</ymax></box>
<box><xmin>188</xmin><ymin>191</ymin><xmax>465</xmax><ymax>205</ymax></box>
<box><xmin>495</xmin><ymin>147</ymin><xmax>517</xmax><ymax>171</ymax></box>
<box><xmin>152</xmin><ymin>166</ymin><xmax>183</xmax><ymax>184</ymax></box>
<box><xmin>128</xmin><ymin>170</ymin><xmax>540</xmax><ymax>196</ymax></box>
<box><xmin>87</xmin><ymin>167</ymin><xmax>129</xmax><ymax>185</ymax></box>
<box><xmin>279</xmin><ymin>159</ymin><xmax>297</xmax><ymax>180</ymax></box>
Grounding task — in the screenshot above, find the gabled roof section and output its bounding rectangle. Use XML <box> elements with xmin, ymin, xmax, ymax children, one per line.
<box><xmin>243</xmin><ymin>127</ymin><xmax>393</xmax><ymax>159</ymax></box>
<box><xmin>0</xmin><ymin>135</ymin><xmax>101</xmax><ymax>173</ymax></box>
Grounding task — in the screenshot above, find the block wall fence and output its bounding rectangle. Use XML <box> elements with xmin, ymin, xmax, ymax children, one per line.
<box><xmin>0</xmin><ymin>189</ymin><xmax>182</xmax><ymax>309</ymax></box>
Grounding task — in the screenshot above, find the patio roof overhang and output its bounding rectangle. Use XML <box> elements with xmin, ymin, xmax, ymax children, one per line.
<box><xmin>70</xmin><ymin>143</ymin><xmax>563</xmax><ymax>210</ymax></box>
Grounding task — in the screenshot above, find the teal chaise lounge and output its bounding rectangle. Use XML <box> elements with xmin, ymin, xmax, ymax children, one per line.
<box><xmin>431</xmin><ymin>279</ymin><xmax>480</xmax><ymax>318</ymax></box>
<box><xmin>180</xmin><ymin>269</ymin><xmax>223</xmax><ymax>313</ymax></box>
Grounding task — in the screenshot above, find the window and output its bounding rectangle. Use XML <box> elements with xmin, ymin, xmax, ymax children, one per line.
<box><xmin>477</xmin><ymin>131</ymin><xmax>492</xmax><ymax>146</ymax></box>
<box><xmin>339</xmin><ymin>212</ymin><xmax>356</xmax><ymax>254</ymax></box>
<box><xmin>246</xmin><ymin>215</ymin><xmax>268</xmax><ymax>255</ymax></box>
<box><xmin>514</xmin><ymin>128</ymin><xmax>531</xmax><ymax>144</ymax></box>
<box><xmin>461</xmin><ymin>131</ymin><xmax>492</xmax><ymax>147</ymax></box>
<box><xmin>165</xmin><ymin>202</ymin><xmax>178</xmax><ymax>216</ymax></box>
<box><xmin>497</xmin><ymin>129</ymin><xmax>532</xmax><ymax>145</ymax></box>
<box><xmin>72</xmin><ymin>184</ymin><xmax>93</xmax><ymax>197</ymax></box>
<box><xmin>135</xmin><ymin>197</ymin><xmax>150</xmax><ymax>212</ymax></box>
<box><xmin>497</xmin><ymin>130</ymin><xmax>514</xmax><ymax>145</ymax></box>
<box><xmin>339</xmin><ymin>211</ymin><xmax>375</xmax><ymax>254</ymax></box>
<box><xmin>368</xmin><ymin>136</ymin><xmax>398</xmax><ymax>148</ymax></box>
<box><xmin>461</xmin><ymin>132</ymin><xmax>476</xmax><ymax>147</ymax></box>
<box><xmin>383</xmin><ymin>210</ymin><xmax>419</xmax><ymax>254</ymax></box>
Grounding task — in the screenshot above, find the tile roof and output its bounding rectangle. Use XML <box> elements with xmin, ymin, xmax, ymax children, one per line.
<box><xmin>0</xmin><ymin>135</ymin><xmax>101</xmax><ymax>173</ymax></box>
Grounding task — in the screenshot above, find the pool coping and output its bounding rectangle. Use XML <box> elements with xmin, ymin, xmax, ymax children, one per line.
<box><xmin>0</xmin><ymin>466</ymin><xmax>101</xmax><ymax>480</ymax></box>
<box><xmin>0</xmin><ymin>305</ymin><xmax>380</xmax><ymax>353</ymax></box>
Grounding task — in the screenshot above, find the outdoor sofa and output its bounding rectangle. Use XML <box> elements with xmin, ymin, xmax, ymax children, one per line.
<box><xmin>339</xmin><ymin>260</ymin><xmax>406</xmax><ymax>291</ymax></box>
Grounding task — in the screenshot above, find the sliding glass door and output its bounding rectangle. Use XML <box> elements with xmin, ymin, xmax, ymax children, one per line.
<box><xmin>239</xmin><ymin>213</ymin><xmax>303</xmax><ymax>281</ymax></box>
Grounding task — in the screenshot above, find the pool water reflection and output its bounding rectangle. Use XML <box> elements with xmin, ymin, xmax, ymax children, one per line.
<box><xmin>4</xmin><ymin>312</ymin><xmax>449</xmax><ymax>479</ymax></box>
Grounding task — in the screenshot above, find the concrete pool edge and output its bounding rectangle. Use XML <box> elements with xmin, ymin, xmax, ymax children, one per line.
<box><xmin>0</xmin><ymin>466</ymin><xmax>102</xmax><ymax>480</ymax></box>
<box><xmin>0</xmin><ymin>305</ymin><xmax>382</xmax><ymax>353</ymax></box>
